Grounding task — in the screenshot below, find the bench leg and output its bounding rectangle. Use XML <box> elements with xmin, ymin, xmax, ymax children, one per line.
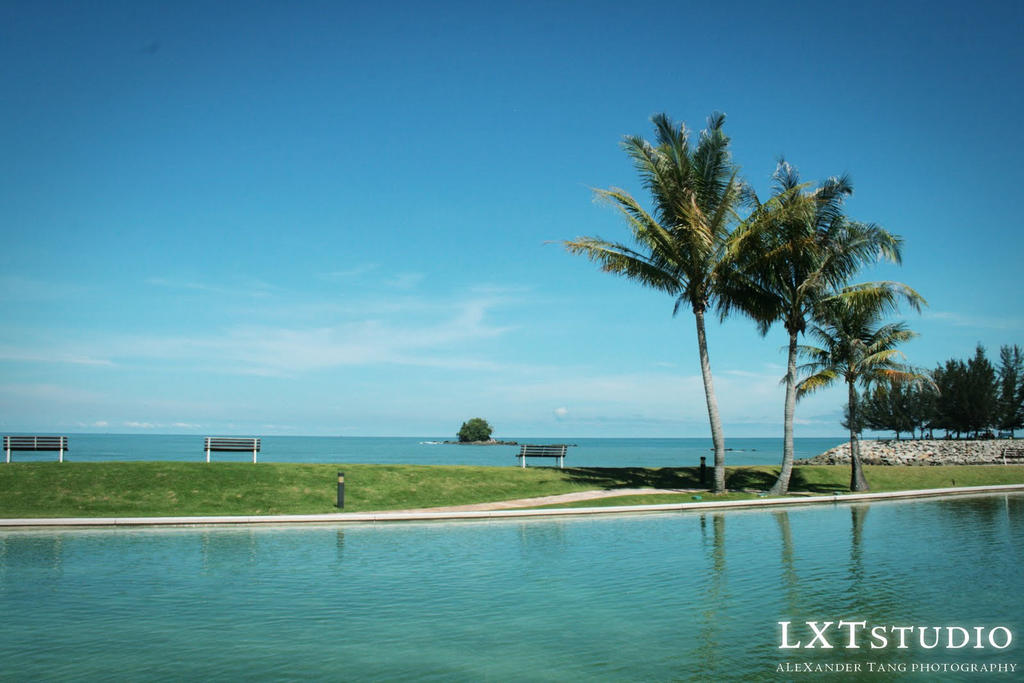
<box><xmin>59</xmin><ymin>446</ymin><xmax>63</xmax><ymax>463</ymax></box>
<box><xmin>253</xmin><ymin>447</ymin><xmax>257</xmax><ymax>464</ymax></box>
<box><xmin>206</xmin><ymin>447</ymin><xmax>211</xmax><ymax>464</ymax></box>
<box><xmin>5</xmin><ymin>447</ymin><xmax>9</xmax><ymax>464</ymax></box>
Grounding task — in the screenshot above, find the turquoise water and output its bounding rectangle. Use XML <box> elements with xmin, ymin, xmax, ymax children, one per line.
<box><xmin>2</xmin><ymin>494</ymin><xmax>1022</xmax><ymax>681</ymax></box>
<box><xmin>3</xmin><ymin>434</ymin><xmax>844</xmax><ymax>467</ymax></box>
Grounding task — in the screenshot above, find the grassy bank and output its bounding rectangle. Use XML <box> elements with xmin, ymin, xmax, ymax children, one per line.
<box><xmin>0</xmin><ymin>463</ymin><xmax>592</xmax><ymax>517</ymax></box>
<box><xmin>1</xmin><ymin>462</ymin><xmax>1022</xmax><ymax>518</ymax></box>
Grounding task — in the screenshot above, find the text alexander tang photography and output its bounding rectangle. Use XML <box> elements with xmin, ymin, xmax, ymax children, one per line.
<box><xmin>774</xmin><ymin>620</ymin><xmax>1019</xmax><ymax>677</ymax></box>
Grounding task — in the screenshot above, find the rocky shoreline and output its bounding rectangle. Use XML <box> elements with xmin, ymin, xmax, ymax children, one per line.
<box><xmin>799</xmin><ymin>439</ymin><xmax>1020</xmax><ymax>466</ymax></box>
<box><xmin>441</xmin><ymin>440</ymin><xmax>520</xmax><ymax>446</ymax></box>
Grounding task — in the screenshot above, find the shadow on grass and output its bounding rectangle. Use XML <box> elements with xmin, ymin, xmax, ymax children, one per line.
<box><xmin>729</xmin><ymin>466</ymin><xmax>847</xmax><ymax>493</ymax></box>
<box><xmin>725</xmin><ymin>467</ymin><xmax>848</xmax><ymax>493</ymax></box>
<box><xmin>562</xmin><ymin>466</ymin><xmax>850</xmax><ymax>494</ymax></box>
<box><xmin>562</xmin><ymin>467</ymin><xmax>703</xmax><ymax>490</ymax></box>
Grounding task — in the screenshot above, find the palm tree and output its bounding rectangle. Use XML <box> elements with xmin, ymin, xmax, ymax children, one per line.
<box><xmin>722</xmin><ymin>160</ymin><xmax>904</xmax><ymax>495</ymax></box>
<box><xmin>564</xmin><ymin>112</ymin><xmax>740</xmax><ymax>492</ymax></box>
<box><xmin>796</xmin><ymin>285</ymin><xmax>927</xmax><ymax>491</ymax></box>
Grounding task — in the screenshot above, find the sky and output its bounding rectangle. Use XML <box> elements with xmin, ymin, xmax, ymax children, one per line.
<box><xmin>1</xmin><ymin>0</ymin><xmax>1022</xmax><ymax>438</ymax></box>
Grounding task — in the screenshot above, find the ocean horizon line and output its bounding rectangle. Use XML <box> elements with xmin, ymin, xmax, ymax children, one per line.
<box><xmin>3</xmin><ymin>432</ymin><xmax>851</xmax><ymax>441</ymax></box>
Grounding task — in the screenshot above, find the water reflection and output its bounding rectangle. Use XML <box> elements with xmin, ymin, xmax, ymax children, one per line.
<box><xmin>0</xmin><ymin>534</ymin><xmax>64</xmax><ymax>578</ymax></box>
<box><xmin>848</xmin><ymin>504</ymin><xmax>868</xmax><ymax>584</ymax></box>
<box><xmin>199</xmin><ymin>528</ymin><xmax>261</xmax><ymax>573</ymax></box>
<box><xmin>773</xmin><ymin>511</ymin><xmax>799</xmax><ymax>613</ymax></box>
<box><xmin>516</xmin><ymin>518</ymin><xmax>567</xmax><ymax>554</ymax></box>
<box><xmin>1</xmin><ymin>495</ymin><xmax>1022</xmax><ymax>681</ymax></box>
<box><xmin>694</xmin><ymin>513</ymin><xmax>726</xmax><ymax>674</ymax></box>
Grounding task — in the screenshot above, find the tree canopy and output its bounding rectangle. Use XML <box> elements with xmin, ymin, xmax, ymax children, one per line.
<box><xmin>457</xmin><ymin>418</ymin><xmax>494</xmax><ymax>443</ymax></box>
<box><xmin>563</xmin><ymin>112</ymin><xmax>740</xmax><ymax>492</ymax></box>
<box><xmin>723</xmin><ymin>161</ymin><xmax>906</xmax><ymax>494</ymax></box>
<box><xmin>795</xmin><ymin>287</ymin><xmax>925</xmax><ymax>490</ymax></box>
<box><xmin>997</xmin><ymin>345</ymin><xmax>1024</xmax><ymax>435</ymax></box>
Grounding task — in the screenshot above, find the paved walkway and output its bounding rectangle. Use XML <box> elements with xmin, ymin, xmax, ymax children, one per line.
<box><xmin>401</xmin><ymin>487</ymin><xmax>697</xmax><ymax>512</ymax></box>
<box><xmin>3</xmin><ymin>484</ymin><xmax>1023</xmax><ymax>527</ymax></box>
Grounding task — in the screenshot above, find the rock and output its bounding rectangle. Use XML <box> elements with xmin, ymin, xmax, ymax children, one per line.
<box><xmin>797</xmin><ymin>439</ymin><xmax>1014</xmax><ymax>466</ymax></box>
<box><xmin>441</xmin><ymin>440</ymin><xmax>520</xmax><ymax>446</ymax></box>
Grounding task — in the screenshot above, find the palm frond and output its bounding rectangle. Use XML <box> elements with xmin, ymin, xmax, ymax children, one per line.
<box><xmin>796</xmin><ymin>370</ymin><xmax>839</xmax><ymax>399</ymax></box>
<box><xmin>563</xmin><ymin>237</ymin><xmax>682</xmax><ymax>295</ymax></box>
<box><xmin>568</xmin><ymin>112</ymin><xmax>745</xmax><ymax>318</ymax></box>
<box><xmin>593</xmin><ymin>187</ymin><xmax>688</xmax><ymax>266</ymax></box>
<box><xmin>829</xmin><ymin>281</ymin><xmax>926</xmax><ymax>315</ymax></box>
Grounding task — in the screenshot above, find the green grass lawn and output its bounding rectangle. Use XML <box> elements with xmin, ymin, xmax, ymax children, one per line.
<box><xmin>537</xmin><ymin>466</ymin><xmax>1024</xmax><ymax>508</ymax></box>
<box><xmin>0</xmin><ymin>462</ymin><xmax>1022</xmax><ymax>518</ymax></box>
<box><xmin>0</xmin><ymin>463</ymin><xmax>592</xmax><ymax>517</ymax></box>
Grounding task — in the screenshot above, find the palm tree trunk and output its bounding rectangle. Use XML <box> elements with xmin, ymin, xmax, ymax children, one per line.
<box><xmin>848</xmin><ymin>380</ymin><xmax>869</xmax><ymax>492</ymax></box>
<box><xmin>769</xmin><ymin>330</ymin><xmax>799</xmax><ymax>495</ymax></box>
<box><xmin>695</xmin><ymin>308</ymin><xmax>726</xmax><ymax>493</ymax></box>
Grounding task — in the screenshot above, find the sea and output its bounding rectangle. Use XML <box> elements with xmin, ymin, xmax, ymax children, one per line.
<box><xmin>3</xmin><ymin>434</ymin><xmax>845</xmax><ymax>467</ymax></box>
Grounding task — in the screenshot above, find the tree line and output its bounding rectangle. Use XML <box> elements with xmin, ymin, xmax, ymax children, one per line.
<box><xmin>564</xmin><ymin>111</ymin><xmax>924</xmax><ymax>494</ymax></box>
<box><xmin>852</xmin><ymin>344</ymin><xmax>1024</xmax><ymax>440</ymax></box>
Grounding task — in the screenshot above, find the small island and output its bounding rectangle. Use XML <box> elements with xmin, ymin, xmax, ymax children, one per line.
<box><xmin>442</xmin><ymin>417</ymin><xmax>519</xmax><ymax>445</ymax></box>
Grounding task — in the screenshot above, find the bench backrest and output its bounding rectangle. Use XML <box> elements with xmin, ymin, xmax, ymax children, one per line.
<box><xmin>205</xmin><ymin>437</ymin><xmax>261</xmax><ymax>452</ymax></box>
<box><xmin>4</xmin><ymin>436</ymin><xmax>68</xmax><ymax>451</ymax></box>
<box><xmin>1002</xmin><ymin>448</ymin><xmax>1024</xmax><ymax>458</ymax></box>
<box><xmin>518</xmin><ymin>444</ymin><xmax>568</xmax><ymax>457</ymax></box>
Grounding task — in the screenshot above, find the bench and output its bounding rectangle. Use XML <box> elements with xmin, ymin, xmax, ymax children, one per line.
<box><xmin>204</xmin><ymin>437</ymin><xmax>261</xmax><ymax>463</ymax></box>
<box><xmin>999</xmin><ymin>448</ymin><xmax>1024</xmax><ymax>465</ymax></box>
<box><xmin>516</xmin><ymin>444</ymin><xmax>570</xmax><ymax>469</ymax></box>
<box><xmin>4</xmin><ymin>436</ymin><xmax>68</xmax><ymax>463</ymax></box>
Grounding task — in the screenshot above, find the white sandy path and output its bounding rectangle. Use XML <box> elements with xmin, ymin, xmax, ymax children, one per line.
<box><xmin>397</xmin><ymin>487</ymin><xmax>699</xmax><ymax>512</ymax></box>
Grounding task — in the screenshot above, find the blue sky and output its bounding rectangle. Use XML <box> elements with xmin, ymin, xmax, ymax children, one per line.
<box><xmin>1</xmin><ymin>0</ymin><xmax>1022</xmax><ymax>438</ymax></box>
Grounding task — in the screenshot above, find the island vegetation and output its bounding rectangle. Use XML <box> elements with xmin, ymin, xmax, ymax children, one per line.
<box><xmin>457</xmin><ymin>417</ymin><xmax>494</xmax><ymax>443</ymax></box>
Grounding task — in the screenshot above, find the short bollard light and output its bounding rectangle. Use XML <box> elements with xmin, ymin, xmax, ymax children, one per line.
<box><xmin>337</xmin><ymin>471</ymin><xmax>345</xmax><ymax>509</ymax></box>
<box><xmin>699</xmin><ymin>456</ymin><xmax>707</xmax><ymax>485</ymax></box>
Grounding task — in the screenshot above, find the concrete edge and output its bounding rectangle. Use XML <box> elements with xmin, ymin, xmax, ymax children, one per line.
<box><xmin>2</xmin><ymin>483</ymin><xmax>1023</xmax><ymax>529</ymax></box>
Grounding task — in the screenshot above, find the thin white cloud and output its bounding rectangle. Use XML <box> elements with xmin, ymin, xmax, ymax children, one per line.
<box><xmin>926</xmin><ymin>310</ymin><xmax>1024</xmax><ymax>331</ymax></box>
<box><xmin>721</xmin><ymin>368</ymin><xmax>775</xmax><ymax>378</ymax></box>
<box><xmin>317</xmin><ymin>264</ymin><xmax>380</xmax><ymax>281</ymax></box>
<box><xmin>0</xmin><ymin>384</ymin><xmax>105</xmax><ymax>403</ymax></box>
<box><xmin>0</xmin><ymin>347</ymin><xmax>114</xmax><ymax>366</ymax></box>
<box><xmin>488</xmin><ymin>366</ymin><xmax>842</xmax><ymax>429</ymax></box>
<box><xmin>146</xmin><ymin>277</ymin><xmax>223</xmax><ymax>293</ymax></box>
<box><xmin>15</xmin><ymin>295</ymin><xmax>517</xmax><ymax>377</ymax></box>
<box><xmin>146</xmin><ymin>276</ymin><xmax>277</xmax><ymax>298</ymax></box>
<box><xmin>385</xmin><ymin>272</ymin><xmax>425</xmax><ymax>289</ymax></box>
<box><xmin>467</xmin><ymin>284</ymin><xmax>534</xmax><ymax>296</ymax></box>
<box><xmin>0</xmin><ymin>275</ymin><xmax>93</xmax><ymax>301</ymax></box>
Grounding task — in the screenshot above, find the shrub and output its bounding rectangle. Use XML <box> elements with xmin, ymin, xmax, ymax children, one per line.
<box><xmin>458</xmin><ymin>418</ymin><xmax>493</xmax><ymax>442</ymax></box>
